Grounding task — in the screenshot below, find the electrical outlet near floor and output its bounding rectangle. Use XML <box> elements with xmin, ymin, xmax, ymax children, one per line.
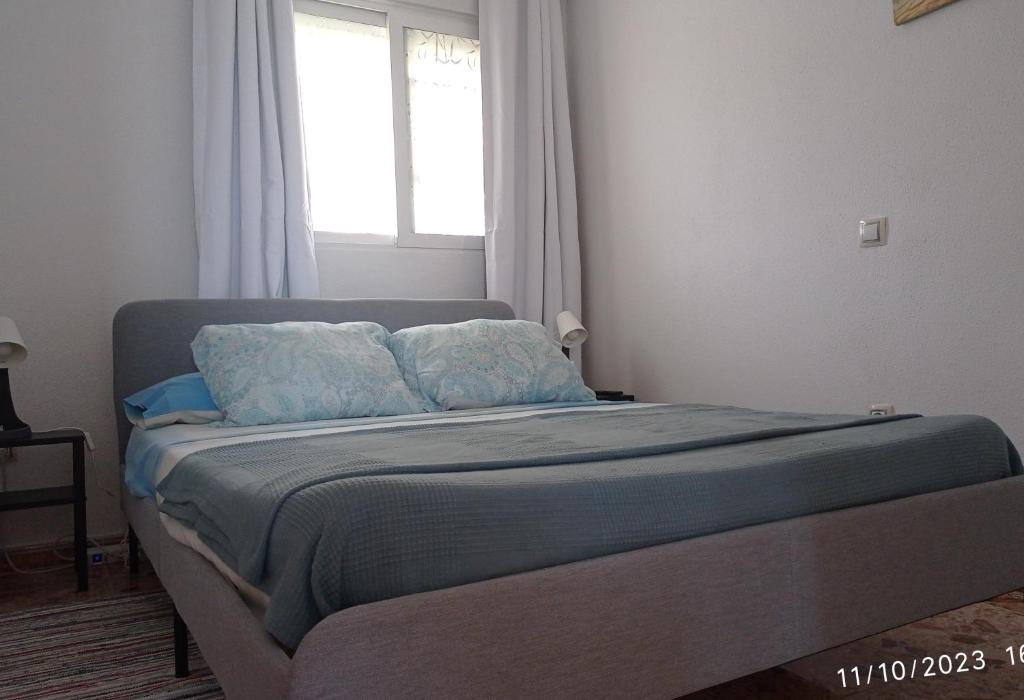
<box><xmin>85</xmin><ymin>542</ymin><xmax>126</xmax><ymax>566</ymax></box>
<box><xmin>869</xmin><ymin>403</ymin><xmax>896</xmax><ymax>416</ymax></box>
<box><xmin>86</xmin><ymin>547</ymin><xmax>114</xmax><ymax>566</ymax></box>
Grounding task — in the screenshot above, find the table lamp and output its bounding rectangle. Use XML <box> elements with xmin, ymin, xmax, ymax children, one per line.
<box><xmin>0</xmin><ymin>317</ymin><xmax>31</xmax><ymax>441</ymax></box>
<box><xmin>556</xmin><ymin>310</ymin><xmax>588</xmax><ymax>357</ymax></box>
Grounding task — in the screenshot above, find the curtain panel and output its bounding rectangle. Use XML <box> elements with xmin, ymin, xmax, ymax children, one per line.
<box><xmin>193</xmin><ymin>0</ymin><xmax>320</xmax><ymax>299</ymax></box>
<box><xmin>480</xmin><ymin>0</ymin><xmax>582</xmax><ymax>352</ymax></box>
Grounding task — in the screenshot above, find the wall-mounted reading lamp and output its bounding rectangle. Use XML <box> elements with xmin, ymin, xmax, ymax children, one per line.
<box><xmin>556</xmin><ymin>310</ymin><xmax>588</xmax><ymax>358</ymax></box>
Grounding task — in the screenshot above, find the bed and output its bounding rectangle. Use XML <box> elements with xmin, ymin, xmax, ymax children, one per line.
<box><xmin>113</xmin><ymin>298</ymin><xmax>1024</xmax><ymax>699</ymax></box>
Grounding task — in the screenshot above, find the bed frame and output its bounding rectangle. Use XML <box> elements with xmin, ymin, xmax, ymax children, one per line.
<box><xmin>113</xmin><ymin>299</ymin><xmax>1024</xmax><ymax>699</ymax></box>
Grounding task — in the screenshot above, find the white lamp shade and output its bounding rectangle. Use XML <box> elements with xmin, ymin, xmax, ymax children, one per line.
<box><xmin>556</xmin><ymin>310</ymin><xmax>588</xmax><ymax>348</ymax></box>
<box><xmin>0</xmin><ymin>317</ymin><xmax>28</xmax><ymax>368</ymax></box>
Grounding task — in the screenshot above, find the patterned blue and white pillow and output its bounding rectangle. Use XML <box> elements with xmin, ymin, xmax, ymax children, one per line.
<box><xmin>191</xmin><ymin>321</ymin><xmax>429</xmax><ymax>426</ymax></box>
<box><xmin>388</xmin><ymin>319</ymin><xmax>596</xmax><ymax>410</ymax></box>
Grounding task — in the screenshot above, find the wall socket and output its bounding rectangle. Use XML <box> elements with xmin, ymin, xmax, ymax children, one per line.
<box><xmin>869</xmin><ymin>403</ymin><xmax>896</xmax><ymax>416</ymax></box>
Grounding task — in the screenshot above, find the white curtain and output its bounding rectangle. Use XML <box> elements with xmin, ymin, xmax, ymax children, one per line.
<box><xmin>480</xmin><ymin>0</ymin><xmax>582</xmax><ymax>343</ymax></box>
<box><xmin>193</xmin><ymin>0</ymin><xmax>320</xmax><ymax>299</ymax></box>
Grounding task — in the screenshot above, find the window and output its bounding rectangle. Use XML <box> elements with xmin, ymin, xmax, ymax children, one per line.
<box><xmin>294</xmin><ymin>0</ymin><xmax>484</xmax><ymax>249</ymax></box>
<box><xmin>294</xmin><ymin>12</ymin><xmax>396</xmax><ymax>241</ymax></box>
<box><xmin>405</xmin><ymin>29</ymin><xmax>483</xmax><ymax>238</ymax></box>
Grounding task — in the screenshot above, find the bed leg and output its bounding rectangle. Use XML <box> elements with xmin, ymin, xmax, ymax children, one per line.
<box><xmin>128</xmin><ymin>526</ymin><xmax>139</xmax><ymax>576</ymax></box>
<box><xmin>173</xmin><ymin>605</ymin><xmax>190</xmax><ymax>678</ymax></box>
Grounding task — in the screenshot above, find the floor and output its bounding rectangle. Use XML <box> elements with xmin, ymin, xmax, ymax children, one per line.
<box><xmin>0</xmin><ymin>546</ymin><xmax>162</xmax><ymax>616</ymax></box>
<box><xmin>4</xmin><ymin>551</ymin><xmax>1024</xmax><ymax>699</ymax></box>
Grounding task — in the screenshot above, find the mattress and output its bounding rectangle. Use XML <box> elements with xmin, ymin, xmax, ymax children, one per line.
<box><xmin>142</xmin><ymin>403</ymin><xmax>1020</xmax><ymax>649</ymax></box>
<box><xmin>159</xmin><ymin>511</ymin><xmax>270</xmax><ymax>610</ymax></box>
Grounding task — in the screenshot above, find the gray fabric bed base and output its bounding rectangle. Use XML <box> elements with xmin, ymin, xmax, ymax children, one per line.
<box><xmin>126</xmin><ymin>476</ymin><xmax>1024</xmax><ymax>699</ymax></box>
<box><xmin>124</xmin><ymin>495</ymin><xmax>291</xmax><ymax>699</ymax></box>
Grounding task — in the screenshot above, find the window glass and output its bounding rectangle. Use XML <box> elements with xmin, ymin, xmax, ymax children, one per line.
<box><xmin>295</xmin><ymin>13</ymin><xmax>398</xmax><ymax>238</ymax></box>
<box><xmin>405</xmin><ymin>29</ymin><xmax>484</xmax><ymax>237</ymax></box>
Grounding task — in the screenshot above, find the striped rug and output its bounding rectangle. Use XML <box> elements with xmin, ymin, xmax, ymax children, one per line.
<box><xmin>0</xmin><ymin>591</ymin><xmax>223</xmax><ymax>699</ymax></box>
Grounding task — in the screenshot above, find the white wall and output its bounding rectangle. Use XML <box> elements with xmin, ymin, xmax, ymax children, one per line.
<box><xmin>318</xmin><ymin>245</ymin><xmax>484</xmax><ymax>299</ymax></box>
<box><xmin>566</xmin><ymin>0</ymin><xmax>1024</xmax><ymax>443</ymax></box>
<box><xmin>0</xmin><ymin>0</ymin><xmax>483</xmax><ymax>549</ymax></box>
<box><xmin>0</xmin><ymin>0</ymin><xmax>196</xmax><ymax>548</ymax></box>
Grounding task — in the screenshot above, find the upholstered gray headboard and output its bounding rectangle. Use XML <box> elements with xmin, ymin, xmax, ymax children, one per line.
<box><xmin>111</xmin><ymin>298</ymin><xmax>516</xmax><ymax>461</ymax></box>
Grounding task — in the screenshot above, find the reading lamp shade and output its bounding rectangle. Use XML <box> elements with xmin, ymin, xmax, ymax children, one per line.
<box><xmin>0</xmin><ymin>317</ymin><xmax>30</xmax><ymax>441</ymax></box>
<box><xmin>0</xmin><ymin>317</ymin><xmax>28</xmax><ymax>368</ymax></box>
<box><xmin>556</xmin><ymin>310</ymin><xmax>588</xmax><ymax>348</ymax></box>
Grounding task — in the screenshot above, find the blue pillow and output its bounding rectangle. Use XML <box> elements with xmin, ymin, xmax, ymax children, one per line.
<box><xmin>388</xmin><ymin>319</ymin><xmax>596</xmax><ymax>410</ymax></box>
<box><xmin>191</xmin><ymin>321</ymin><xmax>429</xmax><ymax>426</ymax></box>
<box><xmin>124</xmin><ymin>373</ymin><xmax>224</xmax><ymax>430</ymax></box>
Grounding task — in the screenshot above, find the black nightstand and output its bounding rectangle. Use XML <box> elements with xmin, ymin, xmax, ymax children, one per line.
<box><xmin>0</xmin><ymin>429</ymin><xmax>88</xmax><ymax>591</ymax></box>
<box><xmin>595</xmin><ymin>390</ymin><xmax>635</xmax><ymax>402</ymax></box>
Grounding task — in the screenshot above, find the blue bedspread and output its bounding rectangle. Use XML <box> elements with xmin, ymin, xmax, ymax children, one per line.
<box><xmin>156</xmin><ymin>404</ymin><xmax>1020</xmax><ymax>649</ymax></box>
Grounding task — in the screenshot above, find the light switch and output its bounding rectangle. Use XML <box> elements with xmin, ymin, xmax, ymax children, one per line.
<box><xmin>859</xmin><ymin>217</ymin><xmax>887</xmax><ymax>247</ymax></box>
<box><xmin>861</xmin><ymin>221</ymin><xmax>880</xmax><ymax>242</ymax></box>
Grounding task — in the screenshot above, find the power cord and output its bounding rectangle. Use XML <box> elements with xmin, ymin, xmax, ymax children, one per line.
<box><xmin>44</xmin><ymin>426</ymin><xmax>120</xmax><ymax>502</ymax></box>
<box><xmin>3</xmin><ymin>543</ymin><xmax>73</xmax><ymax>574</ymax></box>
<box><xmin>51</xmin><ymin>529</ymin><xmax>129</xmax><ymax>568</ymax></box>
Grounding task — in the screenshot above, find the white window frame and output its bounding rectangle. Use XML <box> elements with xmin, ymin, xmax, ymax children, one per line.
<box><xmin>295</xmin><ymin>0</ymin><xmax>484</xmax><ymax>251</ymax></box>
